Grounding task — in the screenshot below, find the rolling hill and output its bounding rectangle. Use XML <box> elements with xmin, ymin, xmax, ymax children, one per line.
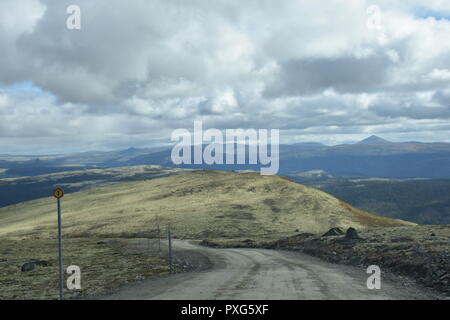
<box><xmin>0</xmin><ymin>165</ymin><xmax>186</xmax><ymax>208</ymax></box>
<box><xmin>0</xmin><ymin>170</ymin><xmax>413</xmax><ymax>240</ymax></box>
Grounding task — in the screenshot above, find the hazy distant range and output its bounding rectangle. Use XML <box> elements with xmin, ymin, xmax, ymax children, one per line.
<box><xmin>1</xmin><ymin>135</ymin><xmax>450</xmax><ymax>179</ymax></box>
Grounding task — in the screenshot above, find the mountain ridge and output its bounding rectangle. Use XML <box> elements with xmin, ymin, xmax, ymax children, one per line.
<box><xmin>357</xmin><ymin>135</ymin><xmax>391</xmax><ymax>144</ymax></box>
<box><xmin>2</xmin><ymin>139</ymin><xmax>450</xmax><ymax>178</ymax></box>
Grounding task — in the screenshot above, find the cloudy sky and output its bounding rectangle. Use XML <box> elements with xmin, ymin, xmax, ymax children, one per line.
<box><xmin>1</xmin><ymin>0</ymin><xmax>450</xmax><ymax>154</ymax></box>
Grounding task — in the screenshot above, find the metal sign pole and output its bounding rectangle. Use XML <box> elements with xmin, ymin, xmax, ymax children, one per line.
<box><xmin>168</xmin><ymin>229</ymin><xmax>173</xmax><ymax>274</ymax></box>
<box><xmin>53</xmin><ymin>188</ymin><xmax>64</xmax><ymax>301</ymax></box>
<box><xmin>57</xmin><ymin>197</ymin><xmax>64</xmax><ymax>300</ymax></box>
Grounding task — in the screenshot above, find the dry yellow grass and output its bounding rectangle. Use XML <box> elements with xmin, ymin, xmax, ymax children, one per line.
<box><xmin>0</xmin><ymin>170</ymin><xmax>413</xmax><ymax>240</ymax></box>
<box><xmin>0</xmin><ymin>238</ymin><xmax>168</xmax><ymax>300</ymax></box>
<box><xmin>338</xmin><ymin>200</ymin><xmax>409</xmax><ymax>227</ymax></box>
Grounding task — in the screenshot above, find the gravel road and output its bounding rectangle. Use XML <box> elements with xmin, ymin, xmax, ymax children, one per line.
<box><xmin>98</xmin><ymin>240</ymin><xmax>440</xmax><ymax>300</ymax></box>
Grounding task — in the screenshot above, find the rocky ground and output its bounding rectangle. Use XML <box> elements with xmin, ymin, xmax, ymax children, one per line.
<box><xmin>2</xmin><ymin>226</ymin><xmax>448</xmax><ymax>299</ymax></box>
<box><xmin>0</xmin><ymin>237</ymin><xmax>170</xmax><ymax>300</ymax></box>
<box><xmin>201</xmin><ymin>225</ymin><xmax>450</xmax><ymax>296</ymax></box>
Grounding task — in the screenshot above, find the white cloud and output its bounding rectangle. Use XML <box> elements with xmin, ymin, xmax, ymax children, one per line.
<box><xmin>1</xmin><ymin>0</ymin><xmax>450</xmax><ymax>153</ymax></box>
<box><xmin>424</xmin><ymin>68</ymin><xmax>450</xmax><ymax>81</ymax></box>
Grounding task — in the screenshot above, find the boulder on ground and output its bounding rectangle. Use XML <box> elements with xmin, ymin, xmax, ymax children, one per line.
<box><xmin>345</xmin><ymin>227</ymin><xmax>360</xmax><ymax>239</ymax></box>
<box><xmin>322</xmin><ymin>227</ymin><xmax>344</xmax><ymax>237</ymax></box>
<box><xmin>21</xmin><ymin>260</ymin><xmax>50</xmax><ymax>272</ymax></box>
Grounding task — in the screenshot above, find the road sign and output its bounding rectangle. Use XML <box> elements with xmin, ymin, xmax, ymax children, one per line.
<box><xmin>53</xmin><ymin>188</ymin><xmax>64</xmax><ymax>199</ymax></box>
<box><xmin>53</xmin><ymin>188</ymin><xmax>64</xmax><ymax>300</ymax></box>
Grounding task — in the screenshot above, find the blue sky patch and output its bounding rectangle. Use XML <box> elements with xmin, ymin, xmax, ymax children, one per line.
<box><xmin>413</xmin><ymin>7</ymin><xmax>450</xmax><ymax>21</ymax></box>
<box><xmin>0</xmin><ymin>82</ymin><xmax>51</xmax><ymax>97</ymax></box>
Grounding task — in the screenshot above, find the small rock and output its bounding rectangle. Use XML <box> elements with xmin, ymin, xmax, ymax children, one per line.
<box><xmin>21</xmin><ymin>260</ymin><xmax>50</xmax><ymax>272</ymax></box>
<box><xmin>439</xmin><ymin>273</ymin><xmax>449</xmax><ymax>280</ymax></box>
<box><xmin>349</xmin><ymin>256</ymin><xmax>364</xmax><ymax>265</ymax></box>
<box><xmin>415</xmin><ymin>245</ymin><xmax>426</xmax><ymax>253</ymax></box>
<box><xmin>391</xmin><ymin>237</ymin><xmax>413</xmax><ymax>242</ymax></box>
<box><xmin>322</xmin><ymin>227</ymin><xmax>344</xmax><ymax>237</ymax></box>
<box><xmin>345</xmin><ymin>227</ymin><xmax>360</xmax><ymax>239</ymax></box>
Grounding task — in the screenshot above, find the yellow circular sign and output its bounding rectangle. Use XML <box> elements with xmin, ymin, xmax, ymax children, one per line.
<box><xmin>53</xmin><ymin>188</ymin><xmax>64</xmax><ymax>199</ymax></box>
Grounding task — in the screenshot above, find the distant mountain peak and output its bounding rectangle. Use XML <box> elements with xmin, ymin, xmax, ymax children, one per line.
<box><xmin>357</xmin><ymin>135</ymin><xmax>391</xmax><ymax>144</ymax></box>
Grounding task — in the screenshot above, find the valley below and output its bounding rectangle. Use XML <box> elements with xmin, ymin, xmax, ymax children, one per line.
<box><xmin>289</xmin><ymin>173</ymin><xmax>450</xmax><ymax>225</ymax></box>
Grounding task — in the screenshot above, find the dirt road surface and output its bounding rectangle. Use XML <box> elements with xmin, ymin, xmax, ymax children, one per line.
<box><xmin>98</xmin><ymin>240</ymin><xmax>440</xmax><ymax>300</ymax></box>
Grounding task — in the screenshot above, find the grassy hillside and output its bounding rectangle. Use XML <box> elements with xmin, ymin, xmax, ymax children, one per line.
<box><xmin>0</xmin><ymin>165</ymin><xmax>186</xmax><ymax>208</ymax></box>
<box><xmin>0</xmin><ymin>170</ymin><xmax>413</xmax><ymax>240</ymax></box>
<box><xmin>292</xmin><ymin>176</ymin><xmax>450</xmax><ymax>225</ymax></box>
<box><xmin>0</xmin><ymin>238</ymin><xmax>168</xmax><ymax>299</ymax></box>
